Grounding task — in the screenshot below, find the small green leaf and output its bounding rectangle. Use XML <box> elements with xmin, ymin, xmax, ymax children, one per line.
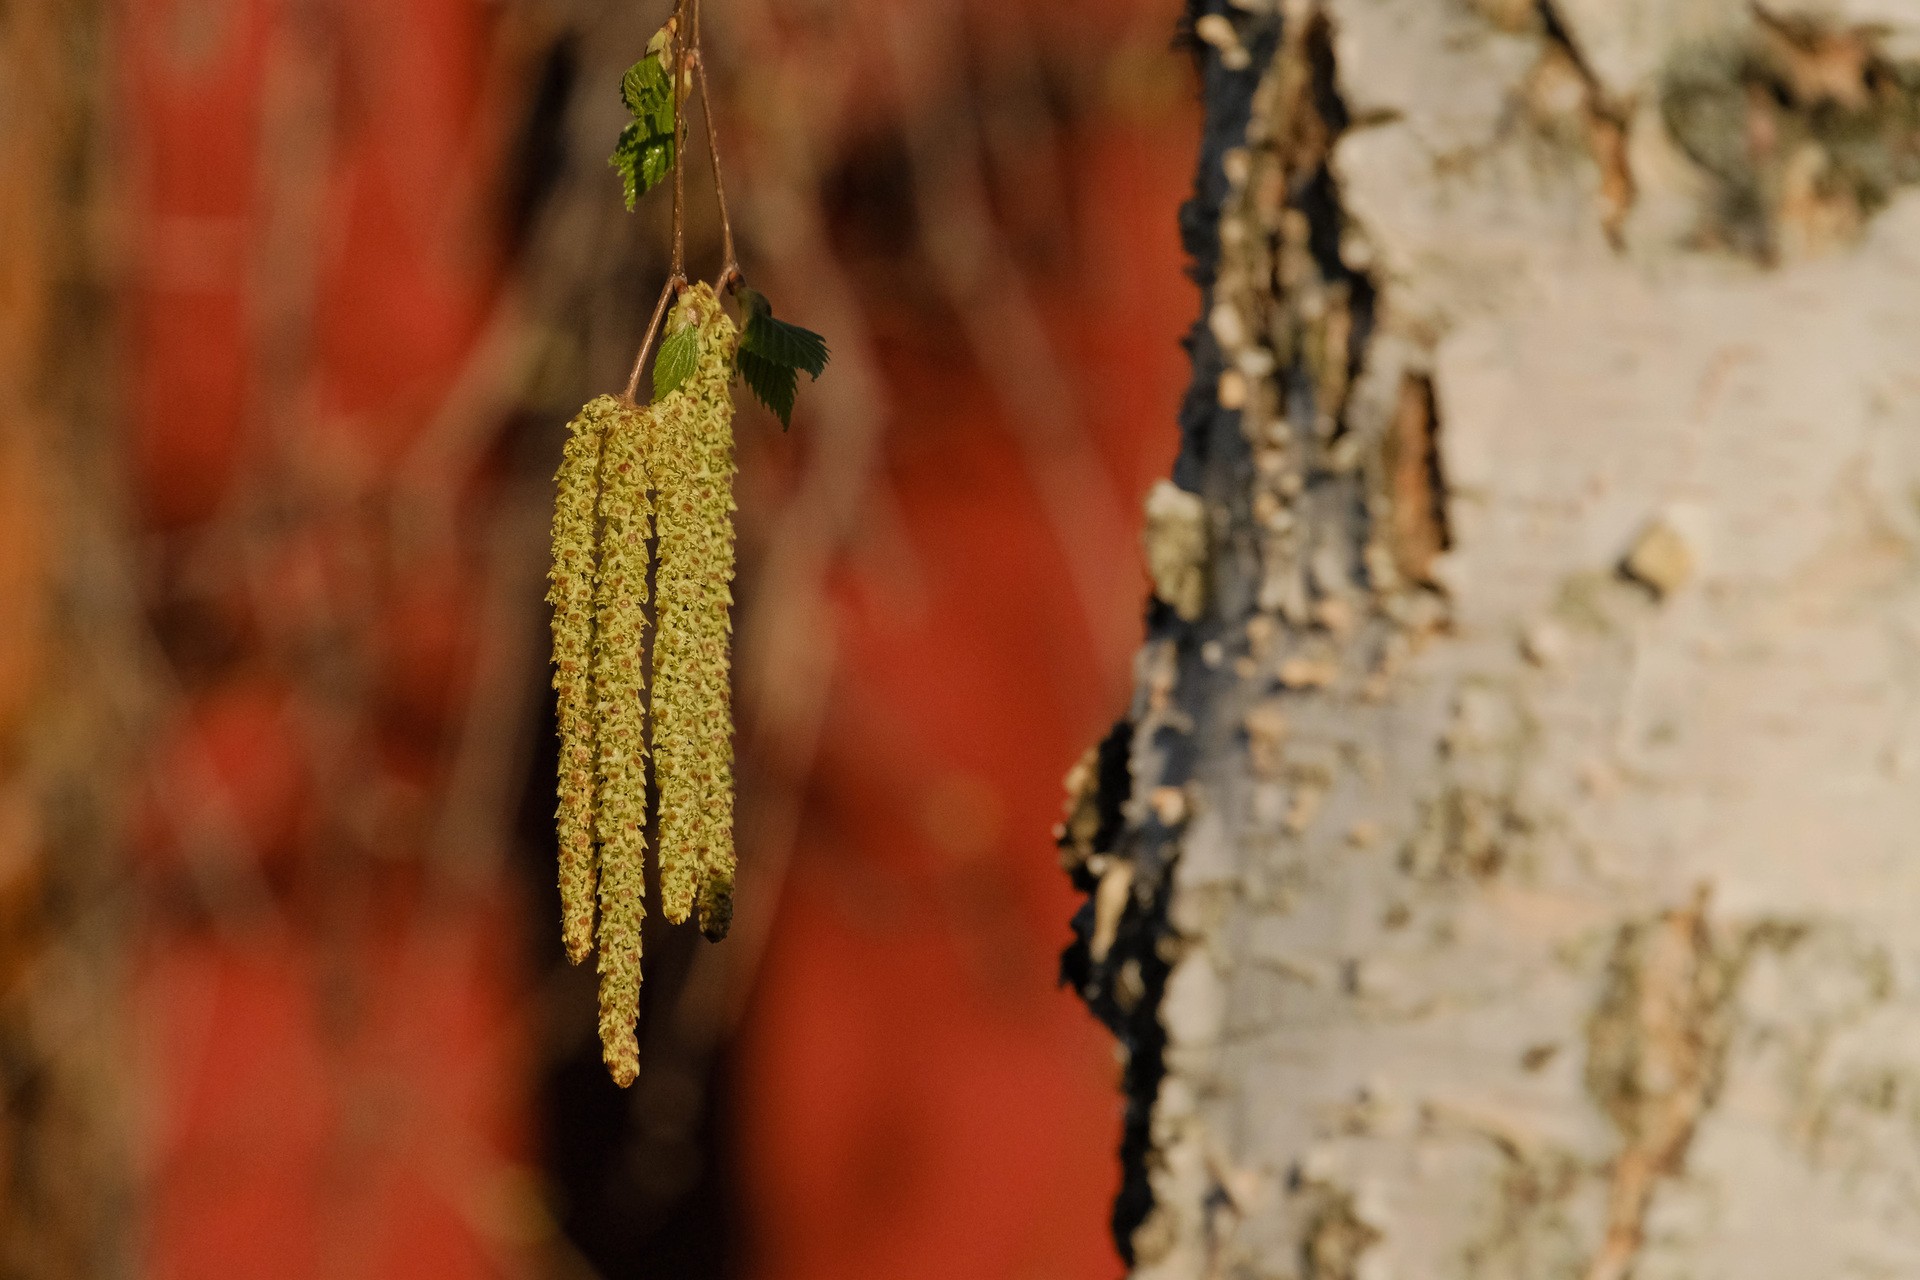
<box><xmin>735</xmin><ymin>285</ymin><xmax>773</xmax><ymax>321</ymax></box>
<box><xmin>737</xmin><ymin>349</ymin><xmax>798</xmax><ymax>428</ymax></box>
<box><xmin>609</xmin><ymin>119</ymin><xmax>675</xmax><ymax>210</ymax></box>
<box><xmin>620</xmin><ymin>55</ymin><xmax>670</xmax><ymax>117</ymax></box>
<box><xmin>653</xmin><ymin>325</ymin><xmax>700</xmax><ymax>402</ymax></box>
<box><xmin>609</xmin><ymin>42</ymin><xmax>676</xmax><ymax>209</ymax></box>
<box><xmin>640</xmin><ymin>134</ymin><xmax>674</xmax><ymax>193</ymax></box>
<box><xmin>610</xmin><ymin>122</ymin><xmax>643</xmax><ymax>209</ymax></box>
<box><xmin>743</xmin><ymin>311</ymin><xmax>830</xmax><ymax>379</ymax></box>
<box><xmin>728</xmin><ymin>290</ymin><xmax>827</xmax><ymax>428</ymax></box>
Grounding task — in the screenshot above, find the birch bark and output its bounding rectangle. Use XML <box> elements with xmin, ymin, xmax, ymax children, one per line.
<box><xmin>1067</xmin><ymin>3</ymin><xmax>1920</xmax><ymax>1277</ymax></box>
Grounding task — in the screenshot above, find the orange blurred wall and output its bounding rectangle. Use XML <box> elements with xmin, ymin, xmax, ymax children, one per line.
<box><xmin>120</xmin><ymin>0</ymin><xmax>1197</xmax><ymax>1276</ymax></box>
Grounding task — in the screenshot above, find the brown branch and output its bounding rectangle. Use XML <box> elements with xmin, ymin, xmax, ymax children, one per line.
<box><xmin>670</xmin><ymin>0</ymin><xmax>692</xmax><ymax>283</ymax></box>
<box><xmin>623</xmin><ymin>278</ymin><xmax>678</xmax><ymax>404</ymax></box>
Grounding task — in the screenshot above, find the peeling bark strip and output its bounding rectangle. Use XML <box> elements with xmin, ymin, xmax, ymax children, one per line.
<box><xmin>1583</xmin><ymin>890</ymin><xmax>1736</xmax><ymax>1280</ymax></box>
<box><xmin>1479</xmin><ymin>0</ymin><xmax>1638</xmax><ymax>243</ymax></box>
<box><xmin>1535</xmin><ymin>1</ymin><xmax>1636</xmax><ymax>243</ymax></box>
<box><xmin>1383</xmin><ymin>375</ymin><xmax>1446</xmax><ymax>588</ymax></box>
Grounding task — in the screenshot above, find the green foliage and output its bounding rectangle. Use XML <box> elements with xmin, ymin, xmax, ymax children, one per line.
<box><xmin>609</xmin><ymin>34</ymin><xmax>676</xmax><ymax>210</ymax></box>
<box><xmin>740</xmin><ymin>290</ymin><xmax>830</xmax><ymax>376</ymax></box>
<box><xmin>733</xmin><ymin>286</ymin><xmax>830</xmax><ymax>428</ymax></box>
<box><xmin>736</xmin><ymin>350</ymin><xmax>797</xmax><ymax>428</ymax></box>
<box><xmin>653</xmin><ymin>323</ymin><xmax>700</xmax><ymax>402</ymax></box>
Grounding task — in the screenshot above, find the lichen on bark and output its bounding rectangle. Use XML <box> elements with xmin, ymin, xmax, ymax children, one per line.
<box><xmin>1663</xmin><ymin>7</ymin><xmax>1920</xmax><ymax>259</ymax></box>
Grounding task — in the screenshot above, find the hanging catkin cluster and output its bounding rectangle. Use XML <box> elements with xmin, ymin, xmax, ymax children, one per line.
<box><xmin>547</xmin><ymin>283</ymin><xmax>739</xmax><ymax>1087</ymax></box>
<box><xmin>558</xmin><ymin>9</ymin><xmax>827</xmax><ymax>1087</ymax></box>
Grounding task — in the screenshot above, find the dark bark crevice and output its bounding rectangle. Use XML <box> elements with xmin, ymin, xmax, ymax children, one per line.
<box><xmin>1060</xmin><ymin>0</ymin><xmax>1393</xmax><ymax>1265</ymax></box>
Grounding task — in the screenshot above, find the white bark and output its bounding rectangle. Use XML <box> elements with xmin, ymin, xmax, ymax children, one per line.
<box><xmin>1082</xmin><ymin>2</ymin><xmax>1920</xmax><ymax>1277</ymax></box>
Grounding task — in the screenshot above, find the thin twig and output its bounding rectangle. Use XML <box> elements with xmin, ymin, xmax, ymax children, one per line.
<box><xmin>670</xmin><ymin>0</ymin><xmax>692</xmax><ymax>283</ymax></box>
<box><xmin>692</xmin><ymin>51</ymin><xmax>741</xmax><ymax>293</ymax></box>
<box><xmin>621</xmin><ymin>0</ymin><xmax>746</xmax><ymax>394</ymax></box>
<box><xmin>623</xmin><ymin>1</ymin><xmax>694</xmax><ymax>400</ymax></box>
<box><xmin>686</xmin><ymin>0</ymin><xmax>739</xmax><ymax>291</ymax></box>
<box><xmin>623</xmin><ymin>278</ymin><xmax>678</xmax><ymax>403</ymax></box>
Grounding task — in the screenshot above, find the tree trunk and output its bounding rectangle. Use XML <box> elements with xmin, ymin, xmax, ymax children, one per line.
<box><xmin>1066</xmin><ymin>2</ymin><xmax>1920</xmax><ymax>1277</ymax></box>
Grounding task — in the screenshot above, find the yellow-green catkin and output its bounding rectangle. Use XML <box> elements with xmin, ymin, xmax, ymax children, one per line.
<box><xmin>552</xmin><ymin>284</ymin><xmax>748</xmax><ymax>1086</ymax></box>
<box><xmin>689</xmin><ymin>338</ymin><xmax>738</xmax><ymax>943</ymax></box>
<box><xmin>591</xmin><ymin>396</ymin><xmax>655</xmax><ymax>1087</ymax></box>
<box><xmin>650</xmin><ymin>284</ymin><xmax>738</xmax><ymax>937</ymax></box>
<box><xmin>548</xmin><ymin>397</ymin><xmax>610</xmax><ymax>966</ymax></box>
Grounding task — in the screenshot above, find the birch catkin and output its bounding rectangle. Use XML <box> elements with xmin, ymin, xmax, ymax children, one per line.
<box><xmin>652</xmin><ymin>285</ymin><xmax>739</xmax><ymax>934</ymax></box>
<box><xmin>591</xmin><ymin>396</ymin><xmax>655</xmax><ymax>1087</ymax></box>
<box><xmin>548</xmin><ymin>399</ymin><xmax>609</xmax><ymax>965</ymax></box>
<box><xmin>564</xmin><ymin>0</ymin><xmax>834</xmax><ymax>1087</ymax></box>
<box><xmin>689</xmin><ymin>337</ymin><xmax>739</xmax><ymax>943</ymax></box>
<box><xmin>547</xmin><ymin>287</ymin><xmax>744</xmax><ymax>1086</ymax></box>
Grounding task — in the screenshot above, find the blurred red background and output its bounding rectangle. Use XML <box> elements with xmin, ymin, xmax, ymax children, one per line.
<box><xmin>118</xmin><ymin>0</ymin><xmax>1196</xmax><ymax>1275</ymax></box>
